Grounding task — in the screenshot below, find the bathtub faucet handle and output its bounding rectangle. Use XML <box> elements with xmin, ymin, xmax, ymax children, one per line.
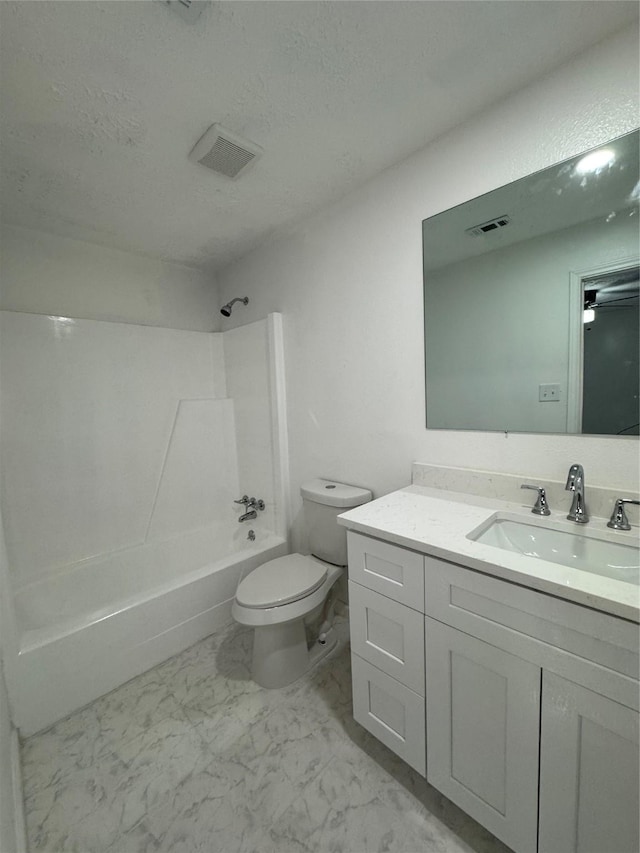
<box><xmin>234</xmin><ymin>495</ymin><xmax>251</xmax><ymax>505</ymax></box>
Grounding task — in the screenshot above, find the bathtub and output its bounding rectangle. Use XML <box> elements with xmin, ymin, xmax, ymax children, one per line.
<box><xmin>12</xmin><ymin>525</ymin><xmax>287</xmax><ymax>735</ymax></box>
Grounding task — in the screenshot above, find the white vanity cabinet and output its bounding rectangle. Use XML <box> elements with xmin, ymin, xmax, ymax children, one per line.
<box><xmin>346</xmin><ymin>530</ymin><xmax>640</xmax><ymax>853</ymax></box>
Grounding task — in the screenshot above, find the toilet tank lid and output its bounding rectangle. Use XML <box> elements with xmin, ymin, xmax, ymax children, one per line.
<box><xmin>300</xmin><ymin>479</ymin><xmax>372</xmax><ymax>508</ymax></box>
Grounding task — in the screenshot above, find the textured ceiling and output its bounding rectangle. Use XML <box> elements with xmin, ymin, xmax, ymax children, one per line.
<box><xmin>1</xmin><ymin>1</ymin><xmax>638</xmax><ymax>272</ymax></box>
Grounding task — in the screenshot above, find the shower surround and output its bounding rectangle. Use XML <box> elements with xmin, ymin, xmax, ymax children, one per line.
<box><xmin>0</xmin><ymin>311</ymin><xmax>289</xmax><ymax>734</ymax></box>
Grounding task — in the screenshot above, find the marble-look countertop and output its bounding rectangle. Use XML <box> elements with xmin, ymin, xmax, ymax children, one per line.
<box><xmin>338</xmin><ymin>485</ymin><xmax>640</xmax><ymax>623</ymax></box>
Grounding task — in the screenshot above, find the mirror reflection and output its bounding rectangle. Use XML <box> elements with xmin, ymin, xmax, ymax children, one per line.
<box><xmin>423</xmin><ymin>130</ymin><xmax>639</xmax><ymax>435</ymax></box>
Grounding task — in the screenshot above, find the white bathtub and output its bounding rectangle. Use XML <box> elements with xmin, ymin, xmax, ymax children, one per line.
<box><xmin>12</xmin><ymin>525</ymin><xmax>287</xmax><ymax>735</ymax></box>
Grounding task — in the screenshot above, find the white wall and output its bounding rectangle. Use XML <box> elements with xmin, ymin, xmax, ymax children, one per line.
<box><xmin>0</xmin><ymin>661</ymin><xmax>21</xmax><ymax>853</ymax></box>
<box><xmin>0</xmin><ymin>410</ymin><xmax>24</xmax><ymax>853</ymax></box>
<box><xmin>217</xmin><ymin>28</ymin><xmax>640</xmax><ymax>529</ymax></box>
<box><xmin>0</xmin><ymin>501</ymin><xmax>17</xmax><ymax>684</ymax></box>
<box><xmin>0</xmin><ymin>312</ymin><xmax>234</xmax><ymax>588</ymax></box>
<box><xmin>0</xmin><ymin>224</ymin><xmax>219</xmax><ymax>332</ymax></box>
<box><xmin>426</xmin><ymin>215</ymin><xmax>638</xmax><ymax>432</ymax></box>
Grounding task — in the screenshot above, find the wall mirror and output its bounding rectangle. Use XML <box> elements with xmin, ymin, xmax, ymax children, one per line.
<box><xmin>423</xmin><ymin>129</ymin><xmax>639</xmax><ymax>436</ymax></box>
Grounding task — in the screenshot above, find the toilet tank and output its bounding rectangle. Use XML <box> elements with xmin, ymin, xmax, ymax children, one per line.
<box><xmin>300</xmin><ymin>479</ymin><xmax>372</xmax><ymax>566</ymax></box>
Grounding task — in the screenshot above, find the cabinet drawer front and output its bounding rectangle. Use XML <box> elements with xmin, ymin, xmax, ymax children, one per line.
<box><xmin>349</xmin><ymin>581</ymin><xmax>425</xmax><ymax>695</ymax></box>
<box><xmin>351</xmin><ymin>653</ymin><xmax>426</xmax><ymax>776</ymax></box>
<box><xmin>425</xmin><ymin>556</ymin><xmax>639</xmax><ymax>708</ymax></box>
<box><xmin>347</xmin><ymin>532</ymin><xmax>424</xmax><ymax>610</ymax></box>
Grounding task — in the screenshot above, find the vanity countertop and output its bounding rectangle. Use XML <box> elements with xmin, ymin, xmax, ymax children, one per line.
<box><xmin>338</xmin><ymin>485</ymin><xmax>640</xmax><ymax>623</ymax></box>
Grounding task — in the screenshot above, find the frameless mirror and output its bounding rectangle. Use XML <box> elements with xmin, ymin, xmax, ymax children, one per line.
<box><xmin>423</xmin><ymin>130</ymin><xmax>639</xmax><ymax>435</ymax></box>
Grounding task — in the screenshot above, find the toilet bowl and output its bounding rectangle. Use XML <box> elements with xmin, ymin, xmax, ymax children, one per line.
<box><xmin>232</xmin><ymin>479</ymin><xmax>371</xmax><ymax>688</ymax></box>
<box><xmin>232</xmin><ymin>553</ymin><xmax>342</xmax><ymax>688</ymax></box>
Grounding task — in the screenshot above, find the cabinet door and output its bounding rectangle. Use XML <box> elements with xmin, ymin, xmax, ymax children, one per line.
<box><xmin>539</xmin><ymin>672</ymin><xmax>640</xmax><ymax>853</ymax></box>
<box><xmin>425</xmin><ymin>618</ymin><xmax>540</xmax><ymax>853</ymax></box>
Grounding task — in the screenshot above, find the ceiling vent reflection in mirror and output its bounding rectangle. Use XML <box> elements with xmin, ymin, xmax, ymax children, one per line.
<box><xmin>465</xmin><ymin>215</ymin><xmax>511</xmax><ymax>237</ymax></box>
<box><xmin>189</xmin><ymin>124</ymin><xmax>263</xmax><ymax>180</ymax></box>
<box><xmin>162</xmin><ymin>0</ymin><xmax>207</xmax><ymax>24</ymax></box>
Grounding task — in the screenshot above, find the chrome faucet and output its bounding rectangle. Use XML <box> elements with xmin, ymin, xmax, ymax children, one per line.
<box><xmin>238</xmin><ymin>509</ymin><xmax>257</xmax><ymax>523</ymax></box>
<box><xmin>521</xmin><ymin>484</ymin><xmax>551</xmax><ymax>516</ymax></box>
<box><xmin>565</xmin><ymin>464</ymin><xmax>589</xmax><ymax>524</ymax></box>
<box><xmin>235</xmin><ymin>495</ymin><xmax>265</xmax><ymax>523</ymax></box>
<box><xmin>607</xmin><ymin>498</ymin><xmax>640</xmax><ymax>531</ymax></box>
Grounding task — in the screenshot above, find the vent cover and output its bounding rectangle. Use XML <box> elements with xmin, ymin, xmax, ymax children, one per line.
<box><xmin>465</xmin><ymin>215</ymin><xmax>511</xmax><ymax>237</ymax></box>
<box><xmin>189</xmin><ymin>124</ymin><xmax>263</xmax><ymax>179</ymax></box>
<box><xmin>163</xmin><ymin>0</ymin><xmax>206</xmax><ymax>24</ymax></box>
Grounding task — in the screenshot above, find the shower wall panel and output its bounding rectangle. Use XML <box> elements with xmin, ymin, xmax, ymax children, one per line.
<box><xmin>0</xmin><ymin>311</ymin><xmax>231</xmax><ymax>588</ymax></box>
<box><xmin>224</xmin><ymin>319</ymin><xmax>279</xmax><ymax>537</ymax></box>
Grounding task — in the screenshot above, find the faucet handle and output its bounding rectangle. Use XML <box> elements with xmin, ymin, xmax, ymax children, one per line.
<box><xmin>244</xmin><ymin>497</ymin><xmax>265</xmax><ymax>511</ymax></box>
<box><xmin>607</xmin><ymin>498</ymin><xmax>640</xmax><ymax>531</ymax></box>
<box><xmin>521</xmin><ymin>484</ymin><xmax>551</xmax><ymax>516</ymax></box>
<box><xmin>234</xmin><ymin>495</ymin><xmax>251</xmax><ymax>505</ymax></box>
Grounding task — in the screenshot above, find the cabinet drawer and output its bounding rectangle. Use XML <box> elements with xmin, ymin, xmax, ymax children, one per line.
<box><xmin>351</xmin><ymin>653</ymin><xmax>426</xmax><ymax>776</ymax></box>
<box><xmin>349</xmin><ymin>581</ymin><xmax>425</xmax><ymax>695</ymax></box>
<box><xmin>347</xmin><ymin>531</ymin><xmax>424</xmax><ymax>610</ymax></box>
<box><xmin>424</xmin><ymin>556</ymin><xmax>639</xmax><ymax>709</ymax></box>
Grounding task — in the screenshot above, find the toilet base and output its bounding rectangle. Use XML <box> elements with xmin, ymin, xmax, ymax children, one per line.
<box><xmin>308</xmin><ymin>630</ymin><xmax>338</xmax><ymax>669</ymax></box>
<box><xmin>251</xmin><ymin>620</ymin><xmax>337</xmax><ymax>689</ymax></box>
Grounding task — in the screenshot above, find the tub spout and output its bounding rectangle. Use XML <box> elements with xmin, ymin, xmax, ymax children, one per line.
<box><xmin>238</xmin><ymin>510</ymin><xmax>257</xmax><ymax>523</ymax></box>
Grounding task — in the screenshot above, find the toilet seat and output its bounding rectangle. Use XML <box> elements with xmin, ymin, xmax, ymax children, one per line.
<box><xmin>236</xmin><ymin>554</ymin><xmax>328</xmax><ymax>609</ymax></box>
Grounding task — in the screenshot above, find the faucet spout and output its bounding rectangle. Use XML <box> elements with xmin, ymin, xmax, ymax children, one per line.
<box><xmin>238</xmin><ymin>510</ymin><xmax>257</xmax><ymax>523</ymax></box>
<box><xmin>565</xmin><ymin>463</ymin><xmax>589</xmax><ymax>524</ymax></box>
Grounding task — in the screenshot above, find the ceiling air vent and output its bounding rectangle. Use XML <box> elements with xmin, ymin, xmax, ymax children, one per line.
<box><xmin>465</xmin><ymin>215</ymin><xmax>511</xmax><ymax>237</ymax></box>
<box><xmin>188</xmin><ymin>124</ymin><xmax>263</xmax><ymax>180</ymax></box>
<box><xmin>163</xmin><ymin>0</ymin><xmax>207</xmax><ymax>24</ymax></box>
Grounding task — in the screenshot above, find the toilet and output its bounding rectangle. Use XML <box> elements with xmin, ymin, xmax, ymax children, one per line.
<box><xmin>232</xmin><ymin>478</ymin><xmax>372</xmax><ymax>688</ymax></box>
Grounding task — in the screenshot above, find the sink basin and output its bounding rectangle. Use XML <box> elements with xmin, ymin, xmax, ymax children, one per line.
<box><xmin>468</xmin><ymin>514</ymin><xmax>639</xmax><ymax>585</ymax></box>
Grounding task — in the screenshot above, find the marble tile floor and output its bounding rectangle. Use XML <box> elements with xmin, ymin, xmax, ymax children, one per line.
<box><xmin>21</xmin><ymin>617</ymin><xmax>512</xmax><ymax>853</ymax></box>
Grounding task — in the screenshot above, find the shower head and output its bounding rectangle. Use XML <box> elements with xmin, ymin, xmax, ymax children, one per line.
<box><xmin>220</xmin><ymin>297</ymin><xmax>249</xmax><ymax>317</ymax></box>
